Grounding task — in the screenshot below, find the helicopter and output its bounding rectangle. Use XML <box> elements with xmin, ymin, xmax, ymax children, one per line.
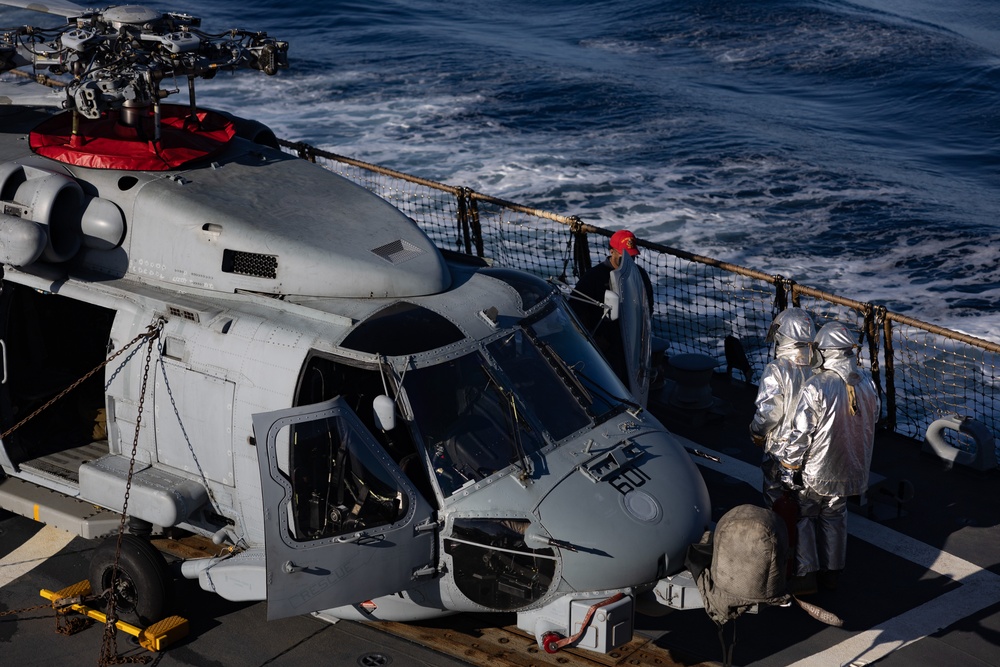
<box><xmin>0</xmin><ymin>1</ymin><xmax>713</xmax><ymax>655</ymax></box>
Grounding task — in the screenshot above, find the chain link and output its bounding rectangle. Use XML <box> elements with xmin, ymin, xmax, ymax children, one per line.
<box><xmin>55</xmin><ymin>609</ymin><xmax>94</xmax><ymax>636</ymax></box>
<box><xmin>155</xmin><ymin>338</ymin><xmax>219</xmax><ymax>509</ymax></box>
<box><xmin>1</xmin><ymin>322</ymin><xmax>165</xmax><ymax>441</ymax></box>
<box><xmin>0</xmin><ymin>602</ymin><xmax>52</xmax><ymax>617</ymax></box>
<box><xmin>0</xmin><ymin>320</ymin><xmax>164</xmax><ymax>663</ymax></box>
<box><xmin>98</xmin><ymin>320</ymin><xmax>162</xmax><ymax>667</ymax></box>
<box><xmin>0</xmin><ymin>599</ymin><xmax>93</xmax><ymax>638</ymax></box>
<box><xmin>104</xmin><ymin>339</ymin><xmax>153</xmax><ymax>391</ymax></box>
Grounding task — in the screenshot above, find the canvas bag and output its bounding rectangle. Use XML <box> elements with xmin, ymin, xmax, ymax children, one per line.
<box><xmin>689</xmin><ymin>504</ymin><xmax>791</xmax><ymax>625</ymax></box>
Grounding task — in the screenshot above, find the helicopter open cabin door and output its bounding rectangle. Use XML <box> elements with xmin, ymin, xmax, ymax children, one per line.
<box><xmin>610</xmin><ymin>251</ymin><xmax>652</xmax><ymax>407</ymax></box>
<box><xmin>252</xmin><ymin>397</ymin><xmax>436</xmax><ymax>620</ymax></box>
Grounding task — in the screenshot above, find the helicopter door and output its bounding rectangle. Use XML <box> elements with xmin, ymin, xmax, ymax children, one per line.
<box><xmin>610</xmin><ymin>251</ymin><xmax>652</xmax><ymax>407</ymax></box>
<box><xmin>253</xmin><ymin>397</ymin><xmax>436</xmax><ymax>620</ymax></box>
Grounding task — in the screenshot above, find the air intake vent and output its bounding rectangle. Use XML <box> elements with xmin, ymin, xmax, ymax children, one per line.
<box><xmin>168</xmin><ymin>306</ymin><xmax>200</xmax><ymax>323</ymax></box>
<box><xmin>371</xmin><ymin>239</ymin><xmax>423</xmax><ymax>264</ymax></box>
<box><xmin>222</xmin><ymin>249</ymin><xmax>278</xmax><ymax>279</ymax></box>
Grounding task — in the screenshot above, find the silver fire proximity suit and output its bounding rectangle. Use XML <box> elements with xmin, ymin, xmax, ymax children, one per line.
<box><xmin>749</xmin><ymin>308</ymin><xmax>815</xmax><ymax>508</ymax></box>
<box><xmin>782</xmin><ymin>322</ymin><xmax>880</xmax><ymax>577</ymax></box>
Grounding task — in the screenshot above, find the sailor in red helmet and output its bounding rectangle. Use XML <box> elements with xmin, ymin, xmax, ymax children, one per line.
<box><xmin>571</xmin><ymin>229</ymin><xmax>653</xmax><ymax>384</ymax></box>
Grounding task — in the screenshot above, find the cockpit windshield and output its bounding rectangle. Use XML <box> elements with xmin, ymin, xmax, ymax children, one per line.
<box><xmin>404</xmin><ymin>299</ymin><xmax>632</xmax><ymax>498</ymax></box>
<box><xmin>523</xmin><ymin>301</ymin><xmax>631</xmax><ymax>421</ymax></box>
<box><xmin>405</xmin><ymin>352</ymin><xmax>546</xmax><ymax>496</ymax></box>
<box><xmin>486</xmin><ymin>329</ymin><xmax>591</xmax><ymax>441</ymax></box>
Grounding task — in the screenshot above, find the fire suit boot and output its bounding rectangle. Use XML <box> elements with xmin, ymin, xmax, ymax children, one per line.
<box><xmin>787</xmin><ymin>572</ymin><xmax>818</xmax><ymax>596</ymax></box>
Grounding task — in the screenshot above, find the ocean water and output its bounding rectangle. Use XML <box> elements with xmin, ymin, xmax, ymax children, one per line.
<box><xmin>3</xmin><ymin>0</ymin><xmax>999</xmax><ymax>341</ymax></box>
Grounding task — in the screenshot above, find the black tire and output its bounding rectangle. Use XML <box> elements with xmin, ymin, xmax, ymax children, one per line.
<box><xmin>89</xmin><ymin>533</ymin><xmax>171</xmax><ymax>626</ymax></box>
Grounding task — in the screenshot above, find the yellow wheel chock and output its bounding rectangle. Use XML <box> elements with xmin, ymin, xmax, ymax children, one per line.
<box><xmin>40</xmin><ymin>580</ymin><xmax>189</xmax><ymax>651</ymax></box>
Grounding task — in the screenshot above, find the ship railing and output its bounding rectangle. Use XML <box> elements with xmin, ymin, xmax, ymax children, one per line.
<box><xmin>280</xmin><ymin>140</ymin><xmax>999</xmax><ymax>454</ymax></box>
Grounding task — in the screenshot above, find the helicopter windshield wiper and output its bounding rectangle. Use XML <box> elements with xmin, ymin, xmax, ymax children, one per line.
<box><xmin>536</xmin><ymin>338</ymin><xmax>592</xmax><ymax>404</ymax></box>
<box><xmin>573</xmin><ymin>366</ymin><xmax>643</xmax><ymax>417</ymax></box>
<box><xmin>480</xmin><ymin>364</ymin><xmax>532</xmax><ymax>481</ymax></box>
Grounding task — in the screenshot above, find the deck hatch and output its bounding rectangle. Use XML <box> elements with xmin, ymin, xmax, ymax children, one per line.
<box><xmin>222</xmin><ymin>249</ymin><xmax>278</xmax><ymax>278</ymax></box>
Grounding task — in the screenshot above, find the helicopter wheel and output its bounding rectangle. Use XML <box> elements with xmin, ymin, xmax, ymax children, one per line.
<box><xmin>89</xmin><ymin>533</ymin><xmax>171</xmax><ymax>626</ymax></box>
<box><xmin>541</xmin><ymin>631</ymin><xmax>563</xmax><ymax>654</ymax></box>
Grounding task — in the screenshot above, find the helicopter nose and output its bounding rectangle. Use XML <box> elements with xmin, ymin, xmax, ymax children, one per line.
<box><xmin>535</xmin><ymin>431</ymin><xmax>710</xmax><ymax>592</ymax></box>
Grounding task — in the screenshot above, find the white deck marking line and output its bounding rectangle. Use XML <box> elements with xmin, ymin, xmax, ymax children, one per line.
<box><xmin>789</xmin><ymin>569</ymin><xmax>1000</xmax><ymax>667</ymax></box>
<box><xmin>687</xmin><ymin>442</ymin><xmax>1000</xmax><ymax>666</ymax></box>
<box><xmin>0</xmin><ymin>524</ymin><xmax>75</xmax><ymax>588</ymax></box>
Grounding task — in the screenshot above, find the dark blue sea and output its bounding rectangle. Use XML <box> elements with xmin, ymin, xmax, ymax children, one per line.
<box><xmin>4</xmin><ymin>0</ymin><xmax>999</xmax><ymax>341</ymax></box>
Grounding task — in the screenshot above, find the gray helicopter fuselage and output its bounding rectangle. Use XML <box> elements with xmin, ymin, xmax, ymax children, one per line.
<box><xmin>0</xmin><ymin>105</ymin><xmax>710</xmax><ymax>649</ymax></box>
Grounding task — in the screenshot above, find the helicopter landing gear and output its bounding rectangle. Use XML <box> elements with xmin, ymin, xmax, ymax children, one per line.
<box><xmin>89</xmin><ymin>533</ymin><xmax>172</xmax><ymax>626</ymax></box>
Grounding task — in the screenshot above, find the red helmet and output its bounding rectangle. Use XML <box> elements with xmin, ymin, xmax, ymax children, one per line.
<box><xmin>610</xmin><ymin>229</ymin><xmax>639</xmax><ymax>256</ymax></box>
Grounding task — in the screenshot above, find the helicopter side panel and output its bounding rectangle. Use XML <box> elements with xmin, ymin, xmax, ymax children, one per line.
<box><xmin>228</xmin><ymin>314</ymin><xmax>319</xmax><ymax>547</ymax></box>
<box><xmin>147</xmin><ymin>298</ymin><xmax>330</xmax><ymax>547</ymax></box>
<box><xmin>153</xmin><ymin>362</ymin><xmax>236</xmax><ymax>487</ymax></box>
<box><xmin>121</xmin><ymin>146</ymin><xmax>451</xmax><ymax>299</ymax></box>
<box><xmin>56</xmin><ymin>281</ymin><xmax>329</xmax><ymax>547</ymax></box>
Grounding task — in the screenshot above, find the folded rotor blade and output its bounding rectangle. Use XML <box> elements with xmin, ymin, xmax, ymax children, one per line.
<box><xmin>0</xmin><ymin>80</ymin><xmax>64</xmax><ymax>107</ymax></box>
<box><xmin>0</xmin><ymin>0</ymin><xmax>89</xmax><ymax>19</ymax></box>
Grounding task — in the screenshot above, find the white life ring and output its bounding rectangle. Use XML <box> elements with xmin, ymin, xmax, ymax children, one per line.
<box><xmin>924</xmin><ymin>414</ymin><xmax>997</xmax><ymax>471</ymax></box>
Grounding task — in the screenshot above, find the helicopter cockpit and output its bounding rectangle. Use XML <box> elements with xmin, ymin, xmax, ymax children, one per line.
<box><xmin>404</xmin><ymin>298</ymin><xmax>631</xmax><ymax>497</ymax></box>
<box><xmin>286</xmin><ymin>267</ymin><xmax>637</xmax><ymax>506</ymax></box>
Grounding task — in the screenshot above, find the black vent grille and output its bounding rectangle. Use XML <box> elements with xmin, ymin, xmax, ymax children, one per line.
<box><xmin>222</xmin><ymin>249</ymin><xmax>278</xmax><ymax>279</ymax></box>
<box><xmin>168</xmin><ymin>306</ymin><xmax>199</xmax><ymax>322</ymax></box>
<box><xmin>371</xmin><ymin>239</ymin><xmax>423</xmax><ymax>264</ymax></box>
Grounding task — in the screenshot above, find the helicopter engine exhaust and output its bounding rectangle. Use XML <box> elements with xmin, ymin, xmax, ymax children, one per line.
<box><xmin>0</xmin><ymin>212</ymin><xmax>46</xmax><ymax>266</ymax></box>
<box><xmin>0</xmin><ymin>163</ymin><xmax>125</xmax><ymax>265</ymax></box>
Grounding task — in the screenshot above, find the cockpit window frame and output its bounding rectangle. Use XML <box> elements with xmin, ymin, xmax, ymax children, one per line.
<box><xmin>398</xmin><ymin>345</ymin><xmax>554</xmax><ymax>501</ymax></box>
<box><xmin>519</xmin><ymin>299</ymin><xmax>632</xmax><ymax>423</ymax></box>
<box><xmin>370</xmin><ymin>287</ymin><xmax>630</xmax><ymax>505</ymax></box>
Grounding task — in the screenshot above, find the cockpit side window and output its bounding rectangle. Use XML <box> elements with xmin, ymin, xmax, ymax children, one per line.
<box><xmin>295</xmin><ymin>354</ymin><xmax>435</xmax><ymax>506</ymax></box>
<box><xmin>278</xmin><ymin>416</ymin><xmax>407</xmax><ymax>541</ymax></box>
<box><xmin>340</xmin><ymin>302</ymin><xmax>464</xmax><ymax>355</ymax></box>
